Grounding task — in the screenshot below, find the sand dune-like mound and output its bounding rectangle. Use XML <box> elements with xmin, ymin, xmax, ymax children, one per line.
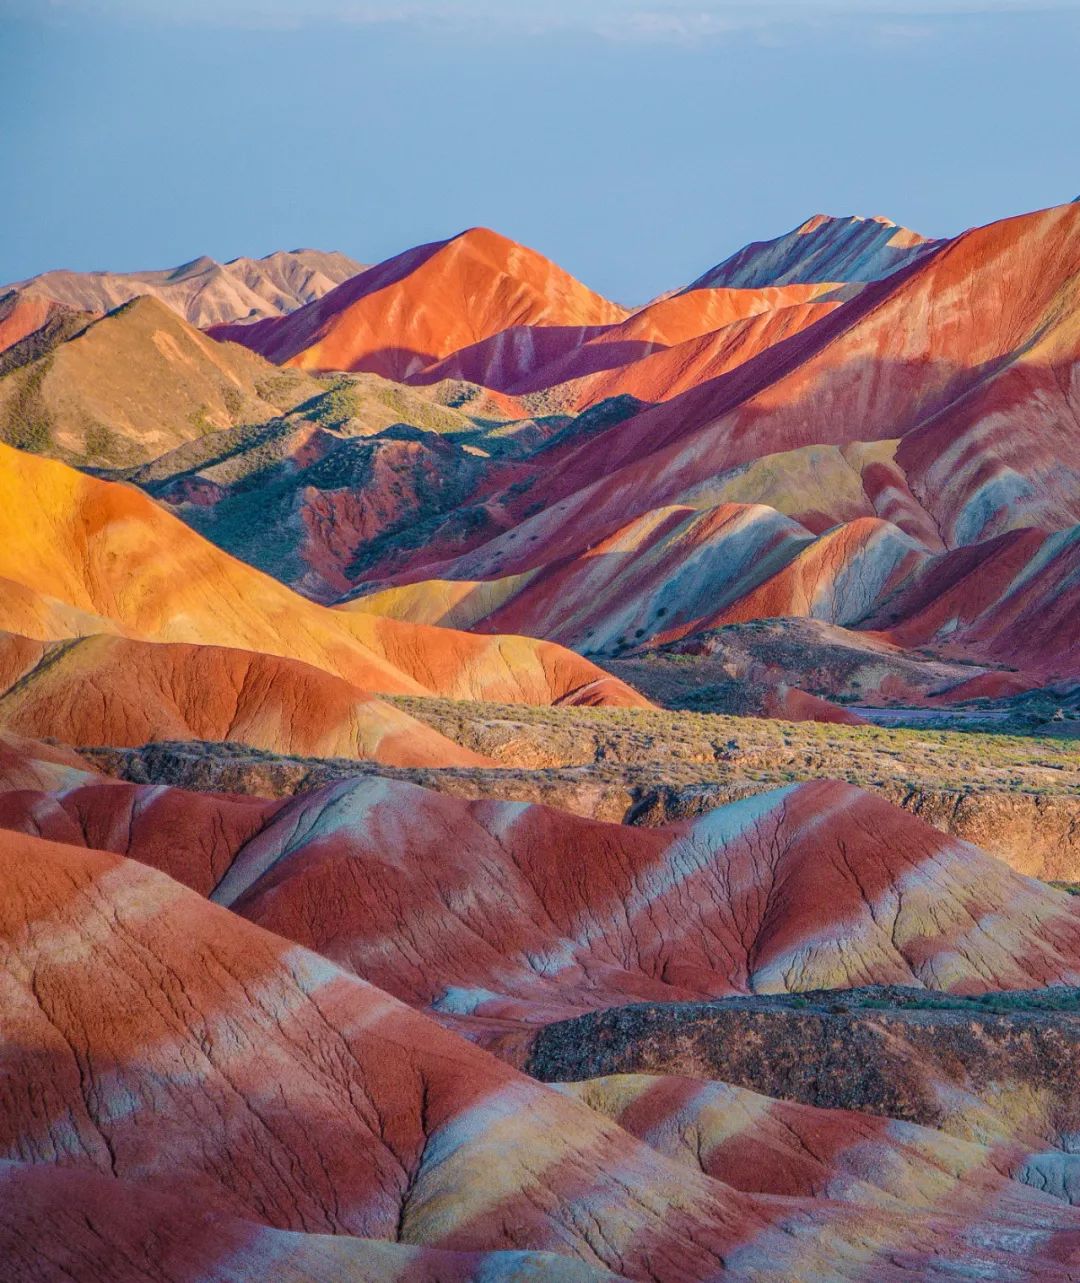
<box><xmin>0</xmin><ymin>442</ymin><xmax>647</xmax><ymax>707</ymax></box>
<box><xmin>0</xmin><ymin>633</ymin><xmax>488</xmax><ymax>767</ymax></box>
<box><xmin>209</xmin><ymin>226</ymin><xmax>629</xmax><ymax>377</ymax></box>
<box><xmin>3</xmin><ymin>767</ymin><xmax>1075</xmax><ymax>1026</ymax></box>
<box><xmin>561</xmin><ymin>1072</ymin><xmax>1064</xmax><ymax>1214</ymax></box>
<box><xmin>189</xmin><ymin>777</ymin><xmax>1080</xmax><ymax>1021</ymax></box>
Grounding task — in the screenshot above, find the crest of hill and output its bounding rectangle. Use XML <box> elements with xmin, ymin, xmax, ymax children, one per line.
<box><xmin>209</xmin><ymin>226</ymin><xmax>630</xmax><ymax>377</ymax></box>
<box><xmin>690</xmin><ymin>214</ymin><xmax>943</xmax><ymax>289</ymax></box>
<box><xmin>5</xmin><ymin>247</ymin><xmax>365</xmax><ymax>330</ymax></box>
<box><xmin>0</xmin><ymin>294</ymin><xmax>321</xmax><ymax>465</ymax></box>
<box><xmin>0</xmin><ymin>440</ymin><xmax>647</xmax><ymax>708</ymax></box>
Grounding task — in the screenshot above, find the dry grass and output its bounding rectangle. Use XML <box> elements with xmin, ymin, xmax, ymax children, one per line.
<box><xmin>389</xmin><ymin>697</ymin><xmax>1080</xmax><ymax>797</ymax></box>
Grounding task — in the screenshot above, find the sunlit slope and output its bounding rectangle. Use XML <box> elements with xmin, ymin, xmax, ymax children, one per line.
<box><xmin>0</xmin><ymin>443</ymin><xmax>647</xmax><ymax>706</ymax></box>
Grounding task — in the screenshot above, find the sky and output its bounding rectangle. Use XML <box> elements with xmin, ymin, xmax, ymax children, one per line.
<box><xmin>3</xmin><ymin>0</ymin><xmax>1079</xmax><ymax>302</ymax></box>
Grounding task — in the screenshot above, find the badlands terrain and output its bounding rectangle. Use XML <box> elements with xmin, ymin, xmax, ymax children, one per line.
<box><xmin>1</xmin><ymin>202</ymin><xmax>1079</xmax><ymax>1281</ymax></box>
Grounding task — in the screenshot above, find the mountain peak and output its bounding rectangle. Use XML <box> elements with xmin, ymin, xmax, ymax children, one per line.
<box><xmin>690</xmin><ymin>212</ymin><xmax>941</xmax><ymax>289</ymax></box>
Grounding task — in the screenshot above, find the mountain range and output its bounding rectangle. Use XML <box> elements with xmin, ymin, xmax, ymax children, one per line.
<box><xmin>2</xmin><ymin>200</ymin><xmax>1080</xmax><ymax>1283</ymax></box>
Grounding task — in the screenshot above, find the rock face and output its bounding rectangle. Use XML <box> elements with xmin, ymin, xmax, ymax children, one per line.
<box><xmin>3</xmin><ymin>248</ymin><xmax>365</xmax><ymax>332</ymax></box>
<box><xmin>524</xmin><ymin>989</ymin><xmax>1080</xmax><ymax>1150</ymax></box>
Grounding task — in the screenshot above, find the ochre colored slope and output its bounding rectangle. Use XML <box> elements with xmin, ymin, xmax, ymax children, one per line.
<box><xmin>209</xmin><ymin>227</ymin><xmax>629</xmax><ymax>377</ymax></box>
<box><xmin>0</xmin><ymin>633</ymin><xmax>489</xmax><ymax>767</ymax></box>
<box><xmin>0</xmin><ymin>442</ymin><xmax>647</xmax><ymax>707</ymax></box>
<box><xmin>0</xmin><ymin>295</ymin><xmax>320</xmax><ymax>464</ymax></box>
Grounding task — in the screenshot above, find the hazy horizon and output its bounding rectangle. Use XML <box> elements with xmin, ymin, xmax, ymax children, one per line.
<box><xmin>4</xmin><ymin>0</ymin><xmax>1078</xmax><ymax>302</ymax></box>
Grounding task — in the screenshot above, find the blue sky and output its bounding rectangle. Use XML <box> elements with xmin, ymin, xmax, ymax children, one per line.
<box><xmin>3</xmin><ymin>0</ymin><xmax>1078</xmax><ymax>301</ymax></box>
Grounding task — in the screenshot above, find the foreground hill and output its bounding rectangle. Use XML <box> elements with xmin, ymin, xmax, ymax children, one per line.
<box><xmin>3</xmin><ymin>247</ymin><xmax>364</xmax><ymax>332</ymax></box>
<box><xmin>13</xmin><ymin>827</ymin><xmax>1080</xmax><ymax>1280</ymax></box>
<box><xmin>5</xmin><ymin>758</ymin><xmax>1080</xmax><ymax>1279</ymax></box>
<box><xmin>3</xmin><ymin>761</ymin><xmax>1076</xmax><ymax>1026</ymax></box>
<box><xmin>0</xmin><ymin>441</ymin><xmax>646</xmax><ymax>708</ymax></box>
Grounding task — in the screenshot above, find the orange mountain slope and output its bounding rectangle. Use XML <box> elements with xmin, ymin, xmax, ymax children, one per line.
<box><xmin>209</xmin><ymin>226</ymin><xmax>629</xmax><ymax>378</ymax></box>
<box><xmin>410</xmin><ymin>281</ymin><xmax>842</xmax><ymax>398</ymax></box>
<box><xmin>0</xmin><ymin>632</ymin><xmax>490</xmax><ymax>767</ymax></box>
<box><xmin>0</xmin><ymin>442</ymin><xmax>647</xmax><ymax>707</ymax></box>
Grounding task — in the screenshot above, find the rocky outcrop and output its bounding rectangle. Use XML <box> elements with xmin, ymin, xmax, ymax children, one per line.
<box><xmin>524</xmin><ymin>988</ymin><xmax>1080</xmax><ymax>1149</ymax></box>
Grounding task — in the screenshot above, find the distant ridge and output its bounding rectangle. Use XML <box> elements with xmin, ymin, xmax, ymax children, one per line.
<box><xmin>2</xmin><ymin>247</ymin><xmax>366</xmax><ymax>332</ymax></box>
<box><xmin>689</xmin><ymin>213</ymin><xmax>943</xmax><ymax>288</ymax></box>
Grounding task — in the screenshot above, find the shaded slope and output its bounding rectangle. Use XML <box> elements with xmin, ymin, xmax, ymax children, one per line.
<box><xmin>412</xmin><ymin>282</ymin><xmax>841</xmax><ymax>399</ymax></box>
<box><xmin>135</xmin><ymin>416</ymin><xmax>489</xmax><ymax>600</ymax></box>
<box><xmin>0</xmin><ymin>1161</ymin><xmax>625</xmax><ymax>1283</ymax></box>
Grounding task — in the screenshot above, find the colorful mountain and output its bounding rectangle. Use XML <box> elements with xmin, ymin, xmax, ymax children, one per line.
<box><xmin>688</xmin><ymin>213</ymin><xmax>944</xmax><ymax>288</ymax></box>
<box><xmin>208</xmin><ymin>226</ymin><xmax>629</xmax><ymax>377</ymax></box>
